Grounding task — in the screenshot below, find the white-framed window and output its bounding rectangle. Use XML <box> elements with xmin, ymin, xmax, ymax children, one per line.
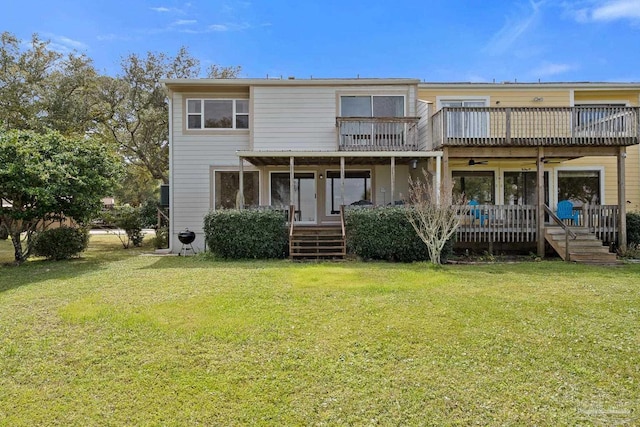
<box><xmin>340</xmin><ymin>95</ymin><xmax>405</xmax><ymax>117</ymax></box>
<box><xmin>556</xmin><ymin>168</ymin><xmax>604</xmax><ymax>206</ymax></box>
<box><xmin>187</xmin><ymin>99</ymin><xmax>249</xmax><ymax>129</ymax></box>
<box><xmin>324</xmin><ymin>170</ymin><xmax>372</xmax><ymax>215</ymax></box>
<box><xmin>212</xmin><ymin>170</ymin><xmax>260</xmax><ymax>209</ymax></box>
<box><xmin>437</xmin><ymin>97</ymin><xmax>489</xmax><ymax>138</ymax></box>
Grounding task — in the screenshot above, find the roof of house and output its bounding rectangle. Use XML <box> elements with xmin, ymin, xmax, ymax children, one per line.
<box><xmin>162</xmin><ymin>77</ymin><xmax>420</xmax><ymax>90</ymax></box>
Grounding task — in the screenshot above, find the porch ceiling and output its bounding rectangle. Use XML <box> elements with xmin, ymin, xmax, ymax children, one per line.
<box><xmin>445</xmin><ymin>145</ymin><xmax>623</xmax><ymax>159</ymax></box>
<box><xmin>237</xmin><ymin>150</ymin><xmax>442</xmax><ymax>166</ymax></box>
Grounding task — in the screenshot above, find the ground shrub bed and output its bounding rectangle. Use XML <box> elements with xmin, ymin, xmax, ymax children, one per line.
<box><xmin>203</xmin><ymin>209</ymin><xmax>288</xmax><ymax>259</ymax></box>
<box><xmin>345</xmin><ymin>206</ymin><xmax>452</xmax><ymax>262</ymax></box>
<box><xmin>1</xmin><ymin>235</ymin><xmax>639</xmax><ymax>425</ymax></box>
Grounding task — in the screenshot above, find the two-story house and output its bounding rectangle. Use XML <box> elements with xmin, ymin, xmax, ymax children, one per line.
<box><xmin>163</xmin><ymin>78</ymin><xmax>639</xmax><ymax>262</ymax></box>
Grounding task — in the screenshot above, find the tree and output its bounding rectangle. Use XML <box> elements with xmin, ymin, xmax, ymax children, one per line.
<box><xmin>0</xmin><ymin>129</ymin><xmax>121</xmax><ymax>264</ymax></box>
<box><xmin>97</xmin><ymin>47</ymin><xmax>240</xmax><ymax>184</ymax></box>
<box><xmin>406</xmin><ymin>170</ymin><xmax>468</xmax><ymax>265</ymax></box>
<box><xmin>0</xmin><ymin>32</ymin><xmax>100</xmax><ymax>136</ymax></box>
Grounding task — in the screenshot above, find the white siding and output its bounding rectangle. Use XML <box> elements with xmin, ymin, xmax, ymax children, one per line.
<box><xmin>252</xmin><ymin>85</ymin><xmax>416</xmax><ymax>151</ymax></box>
<box><xmin>417</xmin><ymin>100</ymin><xmax>432</xmax><ymax>150</ymax></box>
<box><xmin>170</xmin><ymin>92</ymin><xmax>250</xmax><ymax>252</ymax></box>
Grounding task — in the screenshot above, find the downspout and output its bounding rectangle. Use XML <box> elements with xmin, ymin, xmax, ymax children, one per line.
<box><xmin>167</xmin><ymin>89</ymin><xmax>174</xmax><ymax>252</ymax></box>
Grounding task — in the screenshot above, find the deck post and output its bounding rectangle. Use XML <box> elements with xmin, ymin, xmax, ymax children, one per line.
<box><xmin>238</xmin><ymin>156</ymin><xmax>244</xmax><ymax>210</ymax></box>
<box><xmin>289</xmin><ymin>156</ymin><xmax>295</xmax><ymax>207</ymax></box>
<box><xmin>435</xmin><ymin>154</ymin><xmax>442</xmax><ymax>205</ymax></box>
<box><xmin>537</xmin><ymin>147</ymin><xmax>545</xmax><ymax>257</ymax></box>
<box><xmin>390</xmin><ymin>156</ymin><xmax>395</xmax><ymax>205</ymax></box>
<box><xmin>618</xmin><ymin>146</ymin><xmax>627</xmax><ymax>251</ymax></box>
<box><xmin>340</xmin><ymin>156</ymin><xmax>345</xmax><ymax>207</ymax></box>
<box><xmin>442</xmin><ymin>147</ymin><xmax>450</xmax><ymax>198</ymax></box>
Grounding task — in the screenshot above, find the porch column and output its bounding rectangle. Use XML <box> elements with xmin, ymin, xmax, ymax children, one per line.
<box><xmin>390</xmin><ymin>156</ymin><xmax>395</xmax><ymax>205</ymax></box>
<box><xmin>238</xmin><ymin>156</ymin><xmax>244</xmax><ymax>210</ymax></box>
<box><xmin>442</xmin><ymin>147</ymin><xmax>450</xmax><ymax>197</ymax></box>
<box><xmin>435</xmin><ymin>154</ymin><xmax>442</xmax><ymax>205</ymax></box>
<box><xmin>537</xmin><ymin>147</ymin><xmax>545</xmax><ymax>257</ymax></box>
<box><xmin>340</xmin><ymin>156</ymin><xmax>345</xmax><ymax>207</ymax></box>
<box><xmin>289</xmin><ymin>156</ymin><xmax>295</xmax><ymax>207</ymax></box>
<box><xmin>618</xmin><ymin>147</ymin><xmax>627</xmax><ymax>251</ymax></box>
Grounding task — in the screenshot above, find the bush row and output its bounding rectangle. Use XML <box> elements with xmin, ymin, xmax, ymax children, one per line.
<box><xmin>203</xmin><ymin>209</ymin><xmax>288</xmax><ymax>259</ymax></box>
<box><xmin>628</xmin><ymin>211</ymin><xmax>640</xmax><ymax>245</ymax></box>
<box><xmin>32</xmin><ymin>227</ymin><xmax>89</xmax><ymax>260</ymax></box>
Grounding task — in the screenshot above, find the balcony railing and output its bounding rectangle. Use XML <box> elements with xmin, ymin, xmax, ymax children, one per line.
<box><xmin>336</xmin><ymin>117</ymin><xmax>420</xmax><ymax>151</ymax></box>
<box><xmin>432</xmin><ymin>106</ymin><xmax>640</xmax><ymax>148</ymax></box>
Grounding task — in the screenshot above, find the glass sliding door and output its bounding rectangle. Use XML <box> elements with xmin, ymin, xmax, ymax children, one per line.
<box><xmin>441</xmin><ymin>100</ymin><xmax>488</xmax><ymax>138</ymax></box>
<box><xmin>325</xmin><ymin>171</ymin><xmax>371</xmax><ymax>215</ymax></box>
<box><xmin>270</xmin><ymin>172</ymin><xmax>316</xmax><ymax>223</ymax></box>
<box><xmin>504</xmin><ymin>172</ymin><xmax>549</xmax><ymax>205</ymax></box>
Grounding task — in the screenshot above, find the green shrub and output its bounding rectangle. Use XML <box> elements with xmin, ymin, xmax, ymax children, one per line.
<box><xmin>140</xmin><ymin>199</ymin><xmax>159</xmax><ymax>228</ymax></box>
<box><xmin>345</xmin><ymin>206</ymin><xmax>445</xmax><ymax>263</ymax></box>
<box><xmin>104</xmin><ymin>205</ymin><xmax>144</xmax><ymax>248</ymax></box>
<box><xmin>203</xmin><ymin>209</ymin><xmax>288</xmax><ymax>259</ymax></box>
<box><xmin>627</xmin><ymin>211</ymin><xmax>640</xmax><ymax>246</ymax></box>
<box><xmin>32</xmin><ymin>227</ymin><xmax>89</xmax><ymax>260</ymax></box>
<box><xmin>151</xmin><ymin>226</ymin><xmax>169</xmax><ymax>249</ymax></box>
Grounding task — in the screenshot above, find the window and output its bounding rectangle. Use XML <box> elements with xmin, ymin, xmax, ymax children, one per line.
<box><xmin>214</xmin><ymin>171</ymin><xmax>259</xmax><ymax>209</ymax></box>
<box><xmin>504</xmin><ymin>172</ymin><xmax>549</xmax><ymax>205</ymax></box>
<box><xmin>340</xmin><ymin>96</ymin><xmax>404</xmax><ymax>117</ymax></box>
<box><xmin>440</xmin><ymin>99</ymin><xmax>488</xmax><ymax>137</ymax></box>
<box><xmin>453</xmin><ymin>171</ymin><xmax>494</xmax><ymax>204</ymax></box>
<box><xmin>187</xmin><ymin>99</ymin><xmax>249</xmax><ymax>129</ymax></box>
<box><xmin>557</xmin><ymin>170</ymin><xmax>601</xmax><ymax>205</ymax></box>
<box><xmin>325</xmin><ymin>170</ymin><xmax>371</xmax><ymax>215</ymax></box>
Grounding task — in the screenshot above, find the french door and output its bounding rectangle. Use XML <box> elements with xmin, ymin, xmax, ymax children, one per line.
<box><xmin>270</xmin><ymin>172</ymin><xmax>317</xmax><ymax>224</ymax></box>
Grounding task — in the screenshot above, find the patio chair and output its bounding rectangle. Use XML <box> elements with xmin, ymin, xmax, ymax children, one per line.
<box><xmin>468</xmin><ymin>200</ymin><xmax>488</xmax><ymax>225</ymax></box>
<box><xmin>556</xmin><ymin>200</ymin><xmax>579</xmax><ymax>225</ymax></box>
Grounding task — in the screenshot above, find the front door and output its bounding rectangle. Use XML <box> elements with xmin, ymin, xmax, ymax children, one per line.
<box><xmin>270</xmin><ymin>172</ymin><xmax>317</xmax><ymax>224</ymax></box>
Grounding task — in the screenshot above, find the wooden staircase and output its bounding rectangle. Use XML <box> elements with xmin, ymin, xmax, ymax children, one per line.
<box><xmin>544</xmin><ymin>226</ymin><xmax>617</xmax><ymax>264</ymax></box>
<box><xmin>289</xmin><ymin>225</ymin><xmax>346</xmax><ymax>260</ymax></box>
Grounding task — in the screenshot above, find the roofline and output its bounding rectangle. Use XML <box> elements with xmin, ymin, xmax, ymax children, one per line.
<box><xmin>419</xmin><ymin>82</ymin><xmax>640</xmax><ymax>90</ymax></box>
<box><xmin>162</xmin><ymin>77</ymin><xmax>420</xmax><ymax>89</ymax></box>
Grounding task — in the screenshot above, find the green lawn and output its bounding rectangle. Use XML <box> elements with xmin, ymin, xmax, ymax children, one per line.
<box><xmin>1</xmin><ymin>236</ymin><xmax>639</xmax><ymax>425</ymax></box>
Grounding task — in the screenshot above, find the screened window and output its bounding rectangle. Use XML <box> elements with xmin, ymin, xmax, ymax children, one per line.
<box><xmin>325</xmin><ymin>170</ymin><xmax>371</xmax><ymax>215</ymax></box>
<box><xmin>453</xmin><ymin>171</ymin><xmax>495</xmax><ymax>204</ymax></box>
<box><xmin>187</xmin><ymin>99</ymin><xmax>249</xmax><ymax>129</ymax></box>
<box><xmin>214</xmin><ymin>171</ymin><xmax>259</xmax><ymax>209</ymax></box>
<box><xmin>557</xmin><ymin>170</ymin><xmax>601</xmax><ymax>205</ymax></box>
<box><xmin>503</xmin><ymin>172</ymin><xmax>549</xmax><ymax>205</ymax></box>
<box><xmin>340</xmin><ymin>96</ymin><xmax>404</xmax><ymax>117</ymax></box>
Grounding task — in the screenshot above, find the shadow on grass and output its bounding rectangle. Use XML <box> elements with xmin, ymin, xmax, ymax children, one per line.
<box><xmin>0</xmin><ymin>236</ymin><xmax>149</xmax><ymax>293</ymax></box>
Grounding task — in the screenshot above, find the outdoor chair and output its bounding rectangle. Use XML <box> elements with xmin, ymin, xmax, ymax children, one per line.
<box><xmin>556</xmin><ymin>200</ymin><xmax>579</xmax><ymax>225</ymax></box>
<box><xmin>468</xmin><ymin>200</ymin><xmax>488</xmax><ymax>225</ymax></box>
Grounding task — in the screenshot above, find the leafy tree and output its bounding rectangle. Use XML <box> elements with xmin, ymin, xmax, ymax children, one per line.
<box><xmin>0</xmin><ymin>129</ymin><xmax>121</xmax><ymax>264</ymax></box>
<box><xmin>97</xmin><ymin>47</ymin><xmax>240</xmax><ymax>184</ymax></box>
<box><xmin>0</xmin><ymin>32</ymin><xmax>99</xmax><ymax>136</ymax></box>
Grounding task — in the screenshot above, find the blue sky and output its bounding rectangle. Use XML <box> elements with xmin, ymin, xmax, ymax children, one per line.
<box><xmin>2</xmin><ymin>0</ymin><xmax>640</xmax><ymax>82</ymax></box>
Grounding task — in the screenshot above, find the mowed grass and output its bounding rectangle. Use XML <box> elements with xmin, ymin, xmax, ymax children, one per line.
<box><xmin>1</xmin><ymin>236</ymin><xmax>639</xmax><ymax>425</ymax></box>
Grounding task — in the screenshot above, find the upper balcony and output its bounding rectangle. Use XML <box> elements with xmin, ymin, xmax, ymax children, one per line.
<box><xmin>431</xmin><ymin>106</ymin><xmax>640</xmax><ymax>149</ymax></box>
<box><xmin>336</xmin><ymin>117</ymin><xmax>421</xmax><ymax>151</ymax></box>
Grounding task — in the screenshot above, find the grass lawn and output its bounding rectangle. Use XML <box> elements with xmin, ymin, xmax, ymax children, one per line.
<box><xmin>1</xmin><ymin>235</ymin><xmax>639</xmax><ymax>425</ymax></box>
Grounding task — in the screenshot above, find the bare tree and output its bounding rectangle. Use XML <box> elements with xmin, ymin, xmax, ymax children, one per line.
<box><xmin>406</xmin><ymin>169</ymin><xmax>468</xmax><ymax>265</ymax></box>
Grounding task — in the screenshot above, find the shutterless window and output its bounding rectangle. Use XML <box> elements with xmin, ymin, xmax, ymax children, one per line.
<box><xmin>340</xmin><ymin>96</ymin><xmax>404</xmax><ymax>117</ymax></box>
<box><xmin>187</xmin><ymin>99</ymin><xmax>249</xmax><ymax>129</ymax></box>
<box><xmin>325</xmin><ymin>171</ymin><xmax>371</xmax><ymax>215</ymax></box>
<box><xmin>557</xmin><ymin>170</ymin><xmax>601</xmax><ymax>205</ymax></box>
<box><xmin>452</xmin><ymin>171</ymin><xmax>495</xmax><ymax>204</ymax></box>
<box><xmin>214</xmin><ymin>171</ymin><xmax>259</xmax><ymax>209</ymax></box>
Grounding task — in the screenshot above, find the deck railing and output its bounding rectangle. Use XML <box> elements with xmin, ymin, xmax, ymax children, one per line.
<box><xmin>454</xmin><ymin>204</ymin><xmax>619</xmax><ymax>243</ymax></box>
<box><xmin>336</xmin><ymin>117</ymin><xmax>420</xmax><ymax>151</ymax></box>
<box><xmin>432</xmin><ymin>106</ymin><xmax>640</xmax><ymax>148</ymax></box>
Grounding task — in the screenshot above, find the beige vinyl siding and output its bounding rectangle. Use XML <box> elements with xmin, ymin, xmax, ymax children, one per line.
<box><xmin>573</xmin><ymin>90</ymin><xmax>640</xmax><ymax>106</ymax></box>
<box><xmin>170</xmin><ymin>91</ymin><xmax>250</xmax><ymax>252</ymax></box>
<box><xmin>419</xmin><ymin>88</ymin><xmax>570</xmax><ymax>107</ymax></box>
<box><xmin>252</xmin><ymin>85</ymin><xmax>416</xmax><ymax>151</ymax></box>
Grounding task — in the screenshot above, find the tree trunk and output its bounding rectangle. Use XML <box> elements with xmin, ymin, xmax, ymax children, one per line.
<box><xmin>11</xmin><ymin>231</ymin><xmax>25</xmax><ymax>264</ymax></box>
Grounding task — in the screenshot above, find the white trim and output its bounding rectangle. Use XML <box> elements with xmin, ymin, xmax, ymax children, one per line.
<box><xmin>435</xmin><ymin>95</ymin><xmax>490</xmax><ymax>110</ymax></box>
<box><xmin>210</xmin><ymin>167</ymin><xmax>261</xmax><ymax>210</ymax></box>
<box><xmin>168</xmin><ymin>95</ymin><xmax>174</xmax><ymax>251</ymax></box>
<box><xmin>554</xmin><ymin>166</ymin><xmax>606</xmax><ymax>206</ymax></box>
<box><xmin>186</xmin><ymin>98</ymin><xmax>249</xmax><ymax>130</ymax></box>
<box><xmin>569</xmin><ymin>89</ymin><xmax>574</xmax><ymax>107</ymax></box>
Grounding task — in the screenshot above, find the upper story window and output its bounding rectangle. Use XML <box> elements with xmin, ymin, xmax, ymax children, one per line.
<box><xmin>187</xmin><ymin>99</ymin><xmax>249</xmax><ymax>129</ymax></box>
<box><xmin>340</xmin><ymin>95</ymin><xmax>404</xmax><ymax>117</ymax></box>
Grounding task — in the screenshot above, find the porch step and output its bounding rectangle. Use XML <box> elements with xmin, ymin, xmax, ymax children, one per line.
<box><xmin>544</xmin><ymin>226</ymin><xmax>618</xmax><ymax>264</ymax></box>
<box><xmin>290</xmin><ymin>225</ymin><xmax>345</xmax><ymax>260</ymax></box>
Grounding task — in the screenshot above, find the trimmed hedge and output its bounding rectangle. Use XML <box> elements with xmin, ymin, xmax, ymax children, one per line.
<box><xmin>345</xmin><ymin>206</ymin><xmax>452</xmax><ymax>263</ymax></box>
<box><xmin>628</xmin><ymin>211</ymin><xmax>640</xmax><ymax>245</ymax></box>
<box><xmin>204</xmin><ymin>209</ymin><xmax>288</xmax><ymax>259</ymax></box>
<box><xmin>32</xmin><ymin>227</ymin><xmax>89</xmax><ymax>260</ymax></box>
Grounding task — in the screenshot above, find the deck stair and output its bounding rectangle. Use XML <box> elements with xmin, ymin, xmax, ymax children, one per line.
<box><xmin>544</xmin><ymin>226</ymin><xmax>617</xmax><ymax>264</ymax></box>
<box><xmin>290</xmin><ymin>225</ymin><xmax>346</xmax><ymax>260</ymax></box>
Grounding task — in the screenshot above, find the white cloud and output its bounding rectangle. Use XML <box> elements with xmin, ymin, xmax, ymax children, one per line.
<box><xmin>173</xmin><ymin>19</ymin><xmax>197</xmax><ymax>26</ymax></box>
<box><xmin>531</xmin><ymin>62</ymin><xmax>575</xmax><ymax>77</ymax></box>
<box><xmin>54</xmin><ymin>35</ymin><xmax>87</xmax><ymax>50</ymax></box>
<box><xmin>209</xmin><ymin>24</ymin><xmax>229</xmax><ymax>32</ymax></box>
<box><xmin>151</xmin><ymin>6</ymin><xmax>170</xmax><ymax>12</ymax></box>
<box><xmin>484</xmin><ymin>1</ymin><xmax>544</xmax><ymax>55</ymax></box>
<box><xmin>592</xmin><ymin>0</ymin><xmax>640</xmax><ymax>21</ymax></box>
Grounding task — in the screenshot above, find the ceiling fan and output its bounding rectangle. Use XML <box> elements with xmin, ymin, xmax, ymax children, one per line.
<box><xmin>468</xmin><ymin>159</ymin><xmax>488</xmax><ymax>166</ymax></box>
